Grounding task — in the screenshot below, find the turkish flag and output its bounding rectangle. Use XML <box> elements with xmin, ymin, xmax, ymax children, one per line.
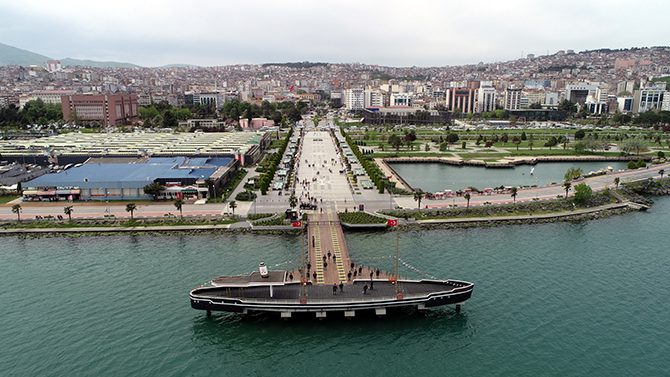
<box><xmin>292</xmin><ymin>221</ymin><xmax>302</xmax><ymax>227</ymax></box>
<box><xmin>387</xmin><ymin>219</ymin><xmax>398</xmax><ymax>226</ymax></box>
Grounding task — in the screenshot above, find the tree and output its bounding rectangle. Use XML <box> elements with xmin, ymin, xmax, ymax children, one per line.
<box><xmin>174</xmin><ymin>198</ymin><xmax>184</xmax><ymax>218</ymax></box>
<box><xmin>512</xmin><ymin>136</ymin><xmax>521</xmax><ymax>151</ymax></box>
<box><xmin>500</xmin><ymin>134</ymin><xmax>508</xmax><ymax>146</ymax></box>
<box><xmin>636</xmin><ymin>159</ymin><xmax>646</xmax><ymax>168</ymax></box>
<box><xmin>289</xmin><ymin>195</ymin><xmax>298</xmax><ymax>209</ymax></box>
<box><xmin>564</xmin><ymin>167</ymin><xmax>583</xmax><ymax>181</ymax></box>
<box><xmin>125</xmin><ymin>203</ymin><xmax>137</xmax><ymax>219</ymax></box>
<box><xmin>620</xmin><ymin>136</ymin><xmax>647</xmax><ymax>155</ymax></box>
<box><xmin>510</xmin><ymin>187</ymin><xmax>518</xmax><ymax>204</ymax></box>
<box><xmin>521</xmin><ymin>131</ymin><xmax>527</xmax><ymax>141</ymax></box>
<box><xmin>659</xmin><ymin>169</ymin><xmax>665</xmax><ymax>179</ymax></box>
<box><xmin>558</xmin><ymin>99</ymin><xmax>578</xmax><ymax>114</ymax></box>
<box><xmin>12</xmin><ymin>204</ymin><xmax>21</xmax><ymax>222</ymax></box>
<box><xmin>464</xmin><ymin>193</ymin><xmax>471</xmax><ymax>209</ymax></box>
<box><xmin>627</xmin><ymin>160</ymin><xmax>637</xmax><ymax>170</ymax></box>
<box><xmin>229</xmin><ymin>201</ymin><xmax>237</xmax><ymax>214</ymax></box>
<box><xmin>64</xmin><ymin>206</ymin><xmax>73</xmax><ymax>221</ymax></box>
<box><xmin>614</xmin><ymin>177</ymin><xmax>620</xmax><ymax>189</ymax></box>
<box><xmin>388</xmin><ymin>134</ymin><xmax>403</xmax><ymax>151</ymax></box>
<box><xmin>527</xmin><ymin>133</ymin><xmax>534</xmax><ymax>150</ymax></box>
<box><xmin>574</xmin><ymin>129</ymin><xmax>586</xmax><ymax>140</ymax></box>
<box><xmin>563</xmin><ymin>181</ymin><xmax>572</xmax><ymax>199</ymax></box>
<box><xmin>573</xmin><ymin>183</ymin><xmax>592</xmax><ymax>203</ymax></box>
<box><xmin>143</xmin><ymin>182</ymin><xmax>166</xmax><ymax>198</ymax></box>
<box><xmin>413</xmin><ymin>190</ymin><xmax>424</xmax><ymax>209</ymax></box>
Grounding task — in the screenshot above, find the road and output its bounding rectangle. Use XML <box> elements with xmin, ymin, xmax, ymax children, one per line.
<box><xmin>2</xmin><ymin>130</ymin><xmax>669</xmax><ymax>221</ymax></box>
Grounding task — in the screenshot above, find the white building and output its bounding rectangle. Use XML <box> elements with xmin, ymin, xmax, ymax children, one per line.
<box><xmin>389</xmin><ymin>93</ymin><xmax>412</xmax><ymax>107</ymax></box>
<box><xmin>343</xmin><ymin>89</ymin><xmax>365</xmax><ymax>111</ymax></box>
<box><xmin>476</xmin><ymin>87</ymin><xmax>496</xmax><ymax>113</ymax></box>
<box><xmin>504</xmin><ymin>89</ymin><xmax>522</xmax><ymax>110</ymax></box>
<box><xmin>633</xmin><ymin>86</ymin><xmax>667</xmax><ymax>113</ymax></box>
<box><xmin>364</xmin><ymin>89</ymin><xmax>383</xmax><ymax>108</ymax></box>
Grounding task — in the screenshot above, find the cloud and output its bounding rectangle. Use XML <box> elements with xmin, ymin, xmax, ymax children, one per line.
<box><xmin>1</xmin><ymin>0</ymin><xmax>669</xmax><ymax>67</ymax></box>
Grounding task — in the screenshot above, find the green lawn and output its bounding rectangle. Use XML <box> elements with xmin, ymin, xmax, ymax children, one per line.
<box><xmin>0</xmin><ymin>196</ymin><xmax>20</xmax><ymax>204</ymax></box>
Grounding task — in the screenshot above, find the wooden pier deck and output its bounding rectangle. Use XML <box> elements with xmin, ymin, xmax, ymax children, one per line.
<box><xmin>306</xmin><ymin>212</ymin><xmax>391</xmax><ymax>286</ymax></box>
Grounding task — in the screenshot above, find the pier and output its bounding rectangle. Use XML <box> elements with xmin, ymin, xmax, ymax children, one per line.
<box><xmin>305</xmin><ymin>211</ymin><xmax>392</xmax><ymax>285</ymax></box>
<box><xmin>190</xmin><ymin>210</ymin><xmax>474</xmax><ymax>319</ymax></box>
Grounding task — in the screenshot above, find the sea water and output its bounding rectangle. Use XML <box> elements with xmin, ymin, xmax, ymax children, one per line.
<box><xmin>1</xmin><ymin>199</ymin><xmax>669</xmax><ymax>376</ymax></box>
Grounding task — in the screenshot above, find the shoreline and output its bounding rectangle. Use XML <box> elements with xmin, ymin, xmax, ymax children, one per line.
<box><xmin>0</xmin><ymin>200</ymin><xmax>645</xmax><ymax>237</ymax></box>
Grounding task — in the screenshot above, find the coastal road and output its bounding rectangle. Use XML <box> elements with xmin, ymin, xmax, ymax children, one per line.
<box><xmin>2</xmin><ymin>160</ymin><xmax>669</xmax><ymax>221</ymax></box>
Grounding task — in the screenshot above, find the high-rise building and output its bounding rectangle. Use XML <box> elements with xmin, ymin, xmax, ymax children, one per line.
<box><xmin>446</xmin><ymin>88</ymin><xmax>476</xmax><ymax>113</ymax></box>
<box><xmin>504</xmin><ymin>88</ymin><xmax>522</xmax><ymax>110</ymax></box>
<box><xmin>343</xmin><ymin>89</ymin><xmax>364</xmax><ymax>110</ymax></box>
<box><xmin>476</xmin><ymin>87</ymin><xmax>496</xmax><ymax>113</ymax></box>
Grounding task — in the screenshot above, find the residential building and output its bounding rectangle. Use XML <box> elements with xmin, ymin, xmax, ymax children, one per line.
<box><xmin>504</xmin><ymin>88</ymin><xmax>522</xmax><ymax>110</ymax></box>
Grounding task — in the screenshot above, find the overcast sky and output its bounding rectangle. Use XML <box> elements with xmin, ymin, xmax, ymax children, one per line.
<box><xmin>2</xmin><ymin>0</ymin><xmax>668</xmax><ymax>68</ymax></box>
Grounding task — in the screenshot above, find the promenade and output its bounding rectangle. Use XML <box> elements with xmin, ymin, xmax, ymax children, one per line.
<box><xmin>303</xmin><ymin>211</ymin><xmax>389</xmax><ymax>287</ymax></box>
<box><xmin>2</xmin><ymin>126</ymin><xmax>669</xmax><ymax>221</ymax></box>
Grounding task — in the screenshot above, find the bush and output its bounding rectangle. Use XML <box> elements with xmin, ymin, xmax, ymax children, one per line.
<box><xmin>573</xmin><ymin>183</ymin><xmax>592</xmax><ymax>203</ymax></box>
<box><xmin>235</xmin><ymin>191</ymin><xmax>257</xmax><ymax>201</ymax></box>
<box><xmin>627</xmin><ymin>160</ymin><xmax>637</xmax><ymax>169</ymax></box>
<box><xmin>636</xmin><ymin>159</ymin><xmax>646</xmax><ymax>168</ymax></box>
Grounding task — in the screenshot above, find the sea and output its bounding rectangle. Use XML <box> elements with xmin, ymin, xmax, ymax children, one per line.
<box><xmin>2</xmin><ymin>198</ymin><xmax>669</xmax><ymax>376</ymax></box>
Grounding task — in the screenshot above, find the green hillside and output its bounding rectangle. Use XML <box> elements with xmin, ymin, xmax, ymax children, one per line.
<box><xmin>0</xmin><ymin>42</ymin><xmax>52</xmax><ymax>66</ymax></box>
<box><xmin>60</xmin><ymin>58</ymin><xmax>142</xmax><ymax>69</ymax></box>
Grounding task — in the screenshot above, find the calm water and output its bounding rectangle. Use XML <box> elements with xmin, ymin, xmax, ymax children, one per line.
<box><xmin>391</xmin><ymin>161</ymin><xmax>630</xmax><ymax>192</ymax></box>
<box><xmin>2</xmin><ymin>200</ymin><xmax>670</xmax><ymax>376</ymax></box>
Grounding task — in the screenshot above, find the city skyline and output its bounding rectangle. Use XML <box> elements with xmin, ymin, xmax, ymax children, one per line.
<box><xmin>2</xmin><ymin>0</ymin><xmax>669</xmax><ymax>68</ymax></box>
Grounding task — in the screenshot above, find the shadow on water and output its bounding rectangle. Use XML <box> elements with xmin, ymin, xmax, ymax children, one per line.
<box><xmin>191</xmin><ymin>306</ymin><xmax>470</xmax><ymax>343</ymax></box>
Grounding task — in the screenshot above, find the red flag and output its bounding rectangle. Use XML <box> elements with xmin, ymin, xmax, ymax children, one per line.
<box><xmin>292</xmin><ymin>221</ymin><xmax>302</xmax><ymax>227</ymax></box>
<box><xmin>387</xmin><ymin>219</ymin><xmax>398</xmax><ymax>226</ymax></box>
<box><xmin>290</xmin><ymin>85</ymin><xmax>295</xmax><ymax>91</ymax></box>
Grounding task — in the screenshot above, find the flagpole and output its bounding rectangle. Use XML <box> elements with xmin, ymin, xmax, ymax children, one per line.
<box><xmin>395</xmin><ymin>221</ymin><xmax>399</xmax><ymax>295</ymax></box>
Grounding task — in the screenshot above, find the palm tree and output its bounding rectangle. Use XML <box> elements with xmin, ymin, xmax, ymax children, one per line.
<box><xmin>659</xmin><ymin>169</ymin><xmax>665</xmax><ymax>179</ymax></box>
<box><xmin>413</xmin><ymin>190</ymin><xmax>424</xmax><ymax>209</ymax></box>
<box><xmin>125</xmin><ymin>203</ymin><xmax>137</xmax><ymax>219</ymax></box>
<box><xmin>614</xmin><ymin>177</ymin><xmax>620</xmax><ymax>189</ymax></box>
<box><xmin>174</xmin><ymin>199</ymin><xmax>184</xmax><ymax>218</ymax></box>
<box><xmin>464</xmin><ymin>193</ymin><xmax>471</xmax><ymax>210</ymax></box>
<box><xmin>510</xmin><ymin>187</ymin><xmax>518</xmax><ymax>204</ymax></box>
<box><xmin>64</xmin><ymin>206</ymin><xmax>73</xmax><ymax>221</ymax></box>
<box><xmin>229</xmin><ymin>201</ymin><xmax>237</xmax><ymax>215</ymax></box>
<box><xmin>288</xmin><ymin>195</ymin><xmax>298</xmax><ymax>209</ymax></box>
<box><xmin>12</xmin><ymin>204</ymin><xmax>22</xmax><ymax>222</ymax></box>
<box><xmin>563</xmin><ymin>182</ymin><xmax>572</xmax><ymax>199</ymax></box>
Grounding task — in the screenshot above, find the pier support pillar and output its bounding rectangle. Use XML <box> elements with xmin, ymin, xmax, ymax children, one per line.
<box><xmin>316</xmin><ymin>311</ymin><xmax>327</xmax><ymax>320</ymax></box>
<box><xmin>455</xmin><ymin>303</ymin><xmax>461</xmax><ymax>311</ymax></box>
<box><xmin>375</xmin><ymin>308</ymin><xmax>386</xmax><ymax>317</ymax></box>
<box><xmin>206</xmin><ymin>310</ymin><xmax>211</xmax><ymax>317</ymax></box>
<box><xmin>344</xmin><ymin>310</ymin><xmax>356</xmax><ymax>319</ymax></box>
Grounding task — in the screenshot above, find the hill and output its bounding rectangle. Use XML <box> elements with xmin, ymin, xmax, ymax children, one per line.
<box><xmin>60</xmin><ymin>58</ymin><xmax>142</xmax><ymax>69</ymax></box>
<box><xmin>0</xmin><ymin>42</ymin><xmax>52</xmax><ymax>66</ymax></box>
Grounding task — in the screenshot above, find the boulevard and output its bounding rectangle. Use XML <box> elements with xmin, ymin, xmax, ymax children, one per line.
<box><xmin>2</xmin><ymin>127</ymin><xmax>670</xmax><ymax>221</ymax></box>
